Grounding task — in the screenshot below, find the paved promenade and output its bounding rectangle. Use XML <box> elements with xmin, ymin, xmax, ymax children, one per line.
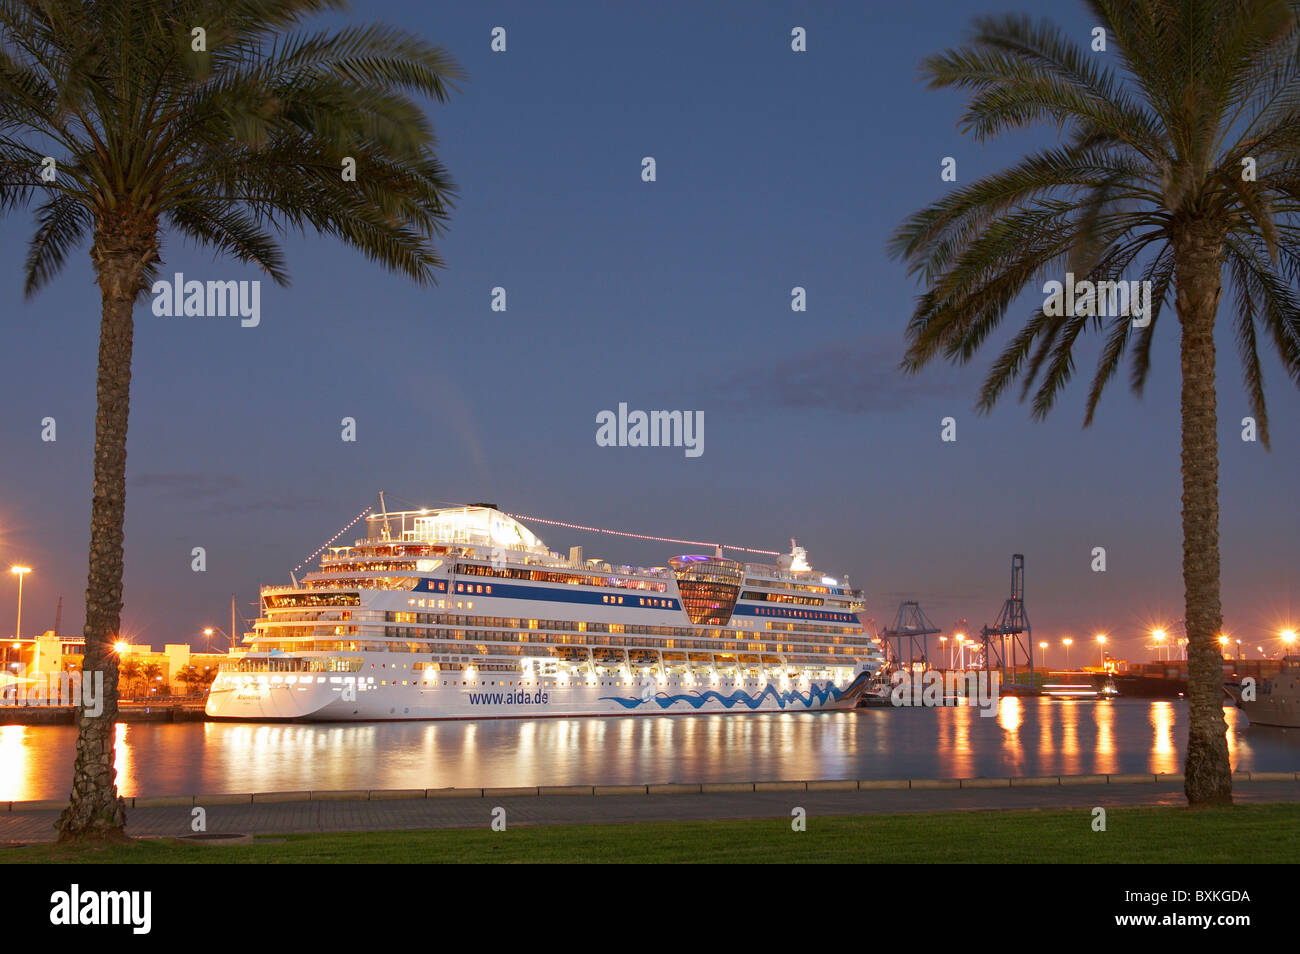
<box><xmin>4</xmin><ymin>775</ymin><xmax>1297</xmax><ymax>843</ymax></box>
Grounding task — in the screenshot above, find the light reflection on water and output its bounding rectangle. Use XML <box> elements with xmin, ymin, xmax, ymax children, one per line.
<box><xmin>3</xmin><ymin>700</ymin><xmax>1297</xmax><ymax>800</ymax></box>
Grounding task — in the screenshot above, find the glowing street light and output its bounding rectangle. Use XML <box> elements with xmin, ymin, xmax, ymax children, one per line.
<box><xmin>10</xmin><ymin>566</ymin><xmax>31</xmax><ymax>642</ymax></box>
<box><xmin>1038</xmin><ymin>641</ymin><xmax>1048</xmax><ymax>670</ymax></box>
<box><xmin>203</xmin><ymin>625</ymin><xmax>235</xmax><ymax>652</ymax></box>
<box><xmin>1096</xmin><ymin>634</ymin><xmax>1107</xmax><ymax>669</ymax></box>
<box><xmin>1152</xmin><ymin>628</ymin><xmax>1167</xmax><ymax>661</ymax></box>
<box><xmin>1062</xmin><ymin>637</ymin><xmax>1073</xmax><ymax>670</ymax></box>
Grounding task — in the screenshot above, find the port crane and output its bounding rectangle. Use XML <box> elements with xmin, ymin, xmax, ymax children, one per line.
<box><xmin>979</xmin><ymin>554</ymin><xmax>1034</xmax><ymax>690</ymax></box>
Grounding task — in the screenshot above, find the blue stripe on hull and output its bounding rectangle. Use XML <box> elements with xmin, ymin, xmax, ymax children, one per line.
<box><xmin>600</xmin><ymin>681</ymin><xmax>843</xmax><ymax>711</ymax></box>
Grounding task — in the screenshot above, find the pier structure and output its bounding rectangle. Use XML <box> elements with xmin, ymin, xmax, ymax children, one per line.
<box><xmin>979</xmin><ymin>554</ymin><xmax>1034</xmax><ymax>690</ymax></box>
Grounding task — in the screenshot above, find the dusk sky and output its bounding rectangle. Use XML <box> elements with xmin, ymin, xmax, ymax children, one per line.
<box><xmin>1</xmin><ymin>0</ymin><xmax>1296</xmax><ymax>663</ymax></box>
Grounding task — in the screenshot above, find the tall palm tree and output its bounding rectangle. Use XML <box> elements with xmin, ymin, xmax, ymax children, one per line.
<box><xmin>0</xmin><ymin>0</ymin><xmax>460</xmax><ymax>841</ymax></box>
<box><xmin>891</xmin><ymin>0</ymin><xmax>1300</xmax><ymax>805</ymax></box>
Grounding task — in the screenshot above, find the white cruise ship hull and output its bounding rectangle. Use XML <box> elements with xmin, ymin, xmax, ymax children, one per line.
<box><xmin>207</xmin><ymin>667</ymin><xmax>871</xmax><ymax>722</ymax></box>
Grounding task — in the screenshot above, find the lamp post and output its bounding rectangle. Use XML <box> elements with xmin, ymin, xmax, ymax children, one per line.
<box><xmin>203</xmin><ymin>626</ymin><xmax>235</xmax><ymax>653</ymax></box>
<box><xmin>939</xmin><ymin>636</ymin><xmax>948</xmax><ymax>669</ymax></box>
<box><xmin>1062</xmin><ymin>637</ymin><xmax>1073</xmax><ymax>670</ymax></box>
<box><xmin>1152</xmin><ymin>628</ymin><xmax>1166</xmax><ymax>661</ymax></box>
<box><xmin>1095</xmin><ymin>634</ymin><xmax>1107</xmax><ymax>671</ymax></box>
<box><xmin>1038</xmin><ymin>641</ymin><xmax>1048</xmax><ymax>670</ymax></box>
<box><xmin>1283</xmin><ymin>630</ymin><xmax>1296</xmax><ymax>657</ymax></box>
<box><xmin>10</xmin><ymin>566</ymin><xmax>31</xmax><ymax>643</ymax></box>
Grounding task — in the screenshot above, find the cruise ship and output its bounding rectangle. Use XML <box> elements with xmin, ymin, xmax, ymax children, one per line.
<box><xmin>206</xmin><ymin>501</ymin><xmax>885</xmax><ymax>721</ymax></box>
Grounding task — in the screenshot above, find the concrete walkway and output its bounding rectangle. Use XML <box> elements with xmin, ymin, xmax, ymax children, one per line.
<box><xmin>4</xmin><ymin>777</ymin><xmax>1297</xmax><ymax>843</ymax></box>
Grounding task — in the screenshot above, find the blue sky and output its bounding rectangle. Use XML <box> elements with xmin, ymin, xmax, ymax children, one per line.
<box><xmin>1</xmin><ymin>0</ymin><xmax>1296</xmax><ymax>662</ymax></box>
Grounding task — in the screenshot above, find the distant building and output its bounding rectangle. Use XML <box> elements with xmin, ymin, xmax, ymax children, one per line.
<box><xmin>1</xmin><ymin>631</ymin><xmax>226</xmax><ymax>696</ymax></box>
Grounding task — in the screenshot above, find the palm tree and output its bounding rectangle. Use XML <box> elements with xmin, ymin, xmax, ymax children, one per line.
<box><xmin>119</xmin><ymin>659</ymin><xmax>140</xmax><ymax>699</ymax></box>
<box><xmin>175</xmin><ymin>664</ymin><xmax>201</xmax><ymax>694</ymax></box>
<box><xmin>140</xmin><ymin>663</ymin><xmax>162</xmax><ymax>696</ymax></box>
<box><xmin>0</xmin><ymin>0</ymin><xmax>461</xmax><ymax>842</ymax></box>
<box><xmin>890</xmin><ymin>1</ymin><xmax>1300</xmax><ymax>806</ymax></box>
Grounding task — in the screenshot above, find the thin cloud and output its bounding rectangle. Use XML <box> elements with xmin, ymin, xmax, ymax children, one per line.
<box><xmin>131</xmin><ymin>473</ymin><xmax>332</xmax><ymax>515</ymax></box>
<box><xmin>716</xmin><ymin>335</ymin><xmax>981</xmax><ymax>413</ymax></box>
<box><xmin>132</xmin><ymin>473</ymin><xmax>244</xmax><ymax>497</ymax></box>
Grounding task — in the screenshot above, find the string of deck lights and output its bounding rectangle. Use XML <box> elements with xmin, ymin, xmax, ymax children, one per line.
<box><xmin>292</xmin><ymin>506</ymin><xmax>372</xmax><ymax>574</ymax></box>
<box><xmin>504</xmin><ymin>512</ymin><xmax>781</xmax><ymax>556</ymax></box>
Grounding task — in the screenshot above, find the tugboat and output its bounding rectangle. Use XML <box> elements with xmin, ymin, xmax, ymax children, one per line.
<box><xmin>857</xmin><ymin>665</ymin><xmax>895</xmax><ymax>707</ymax></box>
<box><xmin>1226</xmin><ymin>656</ymin><xmax>1300</xmax><ymax>727</ymax></box>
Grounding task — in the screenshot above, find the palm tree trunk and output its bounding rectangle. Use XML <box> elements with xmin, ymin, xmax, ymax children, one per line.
<box><xmin>56</xmin><ymin>217</ymin><xmax>156</xmax><ymax>843</ymax></box>
<box><xmin>1174</xmin><ymin>220</ymin><xmax>1232</xmax><ymax>807</ymax></box>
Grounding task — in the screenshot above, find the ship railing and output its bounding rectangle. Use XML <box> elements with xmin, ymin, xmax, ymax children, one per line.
<box><xmin>261</xmin><ymin>611</ymin><xmax>353</xmax><ymax>622</ymax></box>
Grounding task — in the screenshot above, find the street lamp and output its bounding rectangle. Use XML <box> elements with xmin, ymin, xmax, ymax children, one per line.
<box><xmin>1152</xmin><ymin>628</ymin><xmax>1166</xmax><ymax>661</ymax></box>
<box><xmin>10</xmin><ymin>566</ymin><xmax>31</xmax><ymax>642</ymax></box>
<box><xmin>1096</xmin><ymin>634</ymin><xmax>1107</xmax><ymax>670</ymax></box>
<box><xmin>1282</xmin><ymin>629</ymin><xmax>1296</xmax><ymax>656</ymax></box>
<box><xmin>1062</xmin><ymin>637</ymin><xmax>1073</xmax><ymax>670</ymax></box>
<box><xmin>939</xmin><ymin>635</ymin><xmax>948</xmax><ymax>669</ymax></box>
<box><xmin>203</xmin><ymin>626</ymin><xmax>235</xmax><ymax>652</ymax></box>
<box><xmin>1039</xmin><ymin>641</ymin><xmax>1048</xmax><ymax>670</ymax></box>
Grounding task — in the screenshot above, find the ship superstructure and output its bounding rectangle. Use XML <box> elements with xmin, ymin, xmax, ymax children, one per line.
<box><xmin>206</xmin><ymin>503</ymin><xmax>883</xmax><ymax>721</ymax></box>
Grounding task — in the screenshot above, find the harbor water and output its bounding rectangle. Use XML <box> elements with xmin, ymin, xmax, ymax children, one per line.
<box><xmin>4</xmin><ymin>699</ymin><xmax>1297</xmax><ymax>801</ymax></box>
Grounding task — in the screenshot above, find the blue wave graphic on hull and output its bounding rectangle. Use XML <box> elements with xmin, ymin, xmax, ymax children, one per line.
<box><xmin>599</xmin><ymin>682</ymin><xmax>843</xmax><ymax>711</ymax></box>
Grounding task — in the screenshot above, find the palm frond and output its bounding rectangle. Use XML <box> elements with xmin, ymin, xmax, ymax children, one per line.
<box><xmin>893</xmin><ymin>0</ymin><xmax>1300</xmax><ymax>435</ymax></box>
<box><xmin>23</xmin><ymin>191</ymin><xmax>90</xmax><ymax>296</ymax></box>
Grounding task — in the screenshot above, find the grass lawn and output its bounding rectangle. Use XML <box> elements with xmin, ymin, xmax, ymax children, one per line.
<box><xmin>6</xmin><ymin>803</ymin><xmax>1298</xmax><ymax>864</ymax></box>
